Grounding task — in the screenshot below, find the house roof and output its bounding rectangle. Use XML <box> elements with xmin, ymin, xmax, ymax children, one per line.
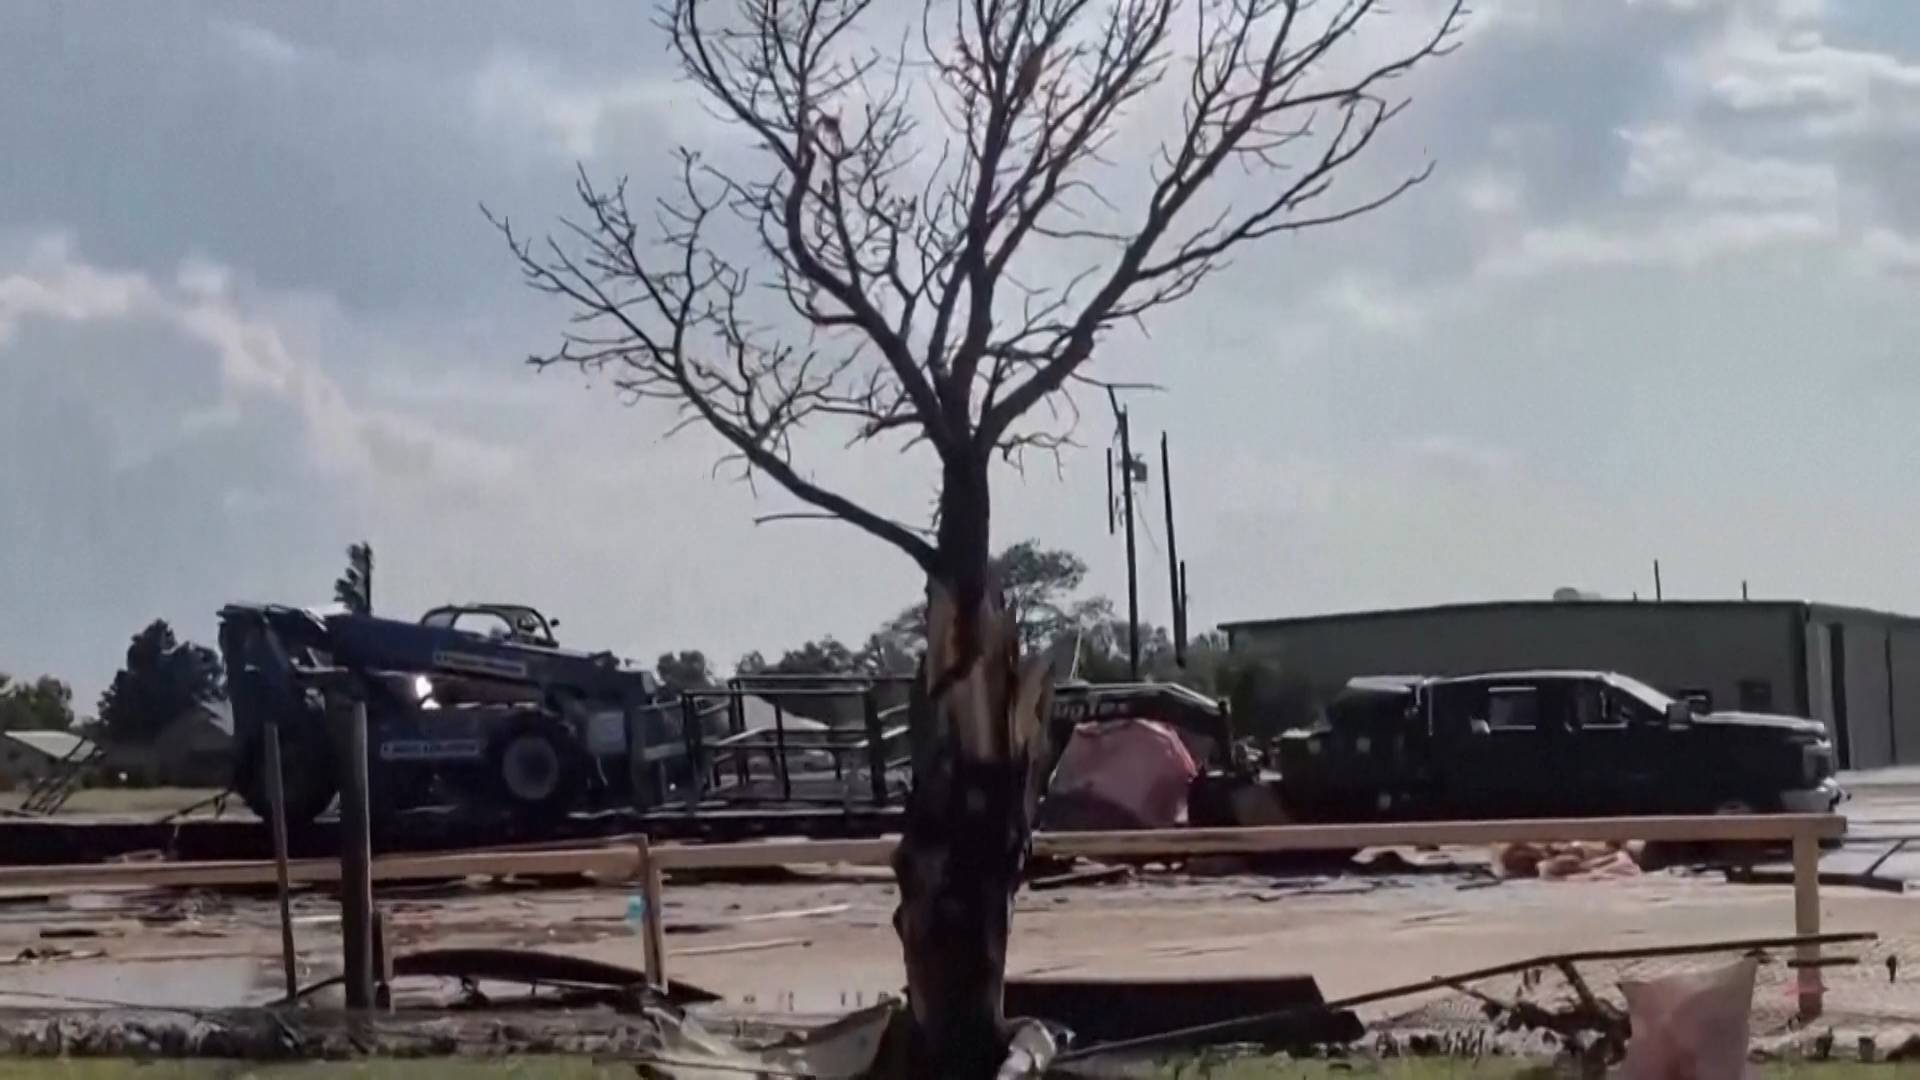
<box><xmin>169</xmin><ymin>699</ymin><xmax>234</xmax><ymax>738</ymax></box>
<box><xmin>2</xmin><ymin>729</ymin><xmax>97</xmax><ymax>762</ymax></box>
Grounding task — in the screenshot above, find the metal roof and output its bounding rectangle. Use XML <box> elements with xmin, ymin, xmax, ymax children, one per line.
<box><xmin>1</xmin><ymin>729</ymin><xmax>96</xmax><ymax>761</ymax></box>
<box><xmin>1221</xmin><ymin>598</ymin><xmax>1920</xmax><ymax>635</ymax></box>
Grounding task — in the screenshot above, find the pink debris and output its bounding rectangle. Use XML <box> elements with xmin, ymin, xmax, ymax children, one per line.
<box><xmin>1618</xmin><ymin>957</ymin><xmax>1759</xmax><ymax>1080</ymax></box>
<box><xmin>1042</xmin><ymin>719</ymin><xmax>1199</xmax><ymax>831</ymax></box>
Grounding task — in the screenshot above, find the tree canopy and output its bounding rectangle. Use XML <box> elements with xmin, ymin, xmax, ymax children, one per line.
<box><xmin>655</xmin><ymin>649</ymin><xmax>718</xmax><ymax>692</ymax></box>
<box><xmin>96</xmin><ymin>620</ymin><xmax>224</xmax><ymax>744</ymax></box>
<box><xmin>333</xmin><ymin>542</ymin><xmax>374</xmax><ymax>615</ymax></box>
<box><xmin>0</xmin><ymin>673</ymin><xmax>76</xmax><ymax>732</ymax></box>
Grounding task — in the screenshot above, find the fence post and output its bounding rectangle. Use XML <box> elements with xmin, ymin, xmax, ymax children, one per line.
<box><xmin>863</xmin><ymin>691</ymin><xmax>888</xmax><ymax>806</ymax></box>
<box><xmin>335</xmin><ymin>698</ymin><xmax>375</xmax><ymax>1010</ymax></box>
<box><xmin>680</xmin><ymin>693</ymin><xmax>703</xmax><ymax>813</ymax></box>
<box><xmin>773</xmin><ymin>700</ymin><xmax>792</xmax><ymax>801</ymax></box>
<box><xmin>637</xmin><ymin>835</ymin><xmax>667</xmax><ymax>991</ymax></box>
<box><xmin>262</xmin><ymin>720</ymin><xmax>298</xmax><ymax>1002</ymax></box>
<box><xmin>1793</xmin><ymin>828</ymin><xmax>1823</xmax><ymax>1020</ymax></box>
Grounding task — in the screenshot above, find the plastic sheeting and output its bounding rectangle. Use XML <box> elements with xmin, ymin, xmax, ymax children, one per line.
<box><xmin>1042</xmin><ymin>718</ymin><xmax>1199</xmax><ymax>831</ymax></box>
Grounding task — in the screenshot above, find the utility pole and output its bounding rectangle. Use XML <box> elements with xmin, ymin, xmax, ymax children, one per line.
<box><xmin>1160</xmin><ymin>433</ymin><xmax>1186</xmax><ymax>666</ymax></box>
<box><xmin>1105</xmin><ymin>449</ymin><xmax>1116</xmax><ymax>535</ymax></box>
<box><xmin>1118</xmin><ymin>408</ymin><xmax>1140</xmax><ymax>680</ymax></box>
<box><xmin>1654</xmin><ymin>559</ymin><xmax>1664</xmax><ymax>602</ymax></box>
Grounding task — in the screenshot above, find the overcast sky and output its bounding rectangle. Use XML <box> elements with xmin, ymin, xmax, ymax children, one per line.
<box><xmin>5</xmin><ymin>0</ymin><xmax>1919</xmax><ymax>708</ymax></box>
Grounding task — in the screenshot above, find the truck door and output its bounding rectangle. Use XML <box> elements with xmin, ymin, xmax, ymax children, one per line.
<box><xmin>1553</xmin><ymin>680</ymin><xmax>1660</xmax><ymax>813</ymax></box>
<box><xmin>1432</xmin><ymin>681</ymin><xmax>1561</xmax><ymax>815</ymax></box>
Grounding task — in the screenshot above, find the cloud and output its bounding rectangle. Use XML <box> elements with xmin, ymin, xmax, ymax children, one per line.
<box><xmin>1858</xmin><ymin>227</ymin><xmax>1920</xmax><ymax>278</ymax></box>
<box><xmin>1481</xmin><ymin>211</ymin><xmax>1830</xmax><ymax>276</ymax></box>
<box><xmin>1316</xmin><ymin>274</ymin><xmax>1427</xmax><ymax>336</ymax></box>
<box><xmin>1458</xmin><ymin>170</ymin><xmax>1524</xmax><ymax>215</ymax></box>
<box><xmin>0</xmin><ymin>234</ymin><xmax>156</xmax><ymax>344</ymax></box>
<box><xmin>212</xmin><ymin>20</ymin><xmax>303</xmax><ymax>68</ymax></box>
<box><xmin>1</xmin><ymin>235</ymin><xmax>509</xmax><ymax>484</ymax></box>
<box><xmin>470</xmin><ymin>53</ymin><xmax>690</xmax><ymax>160</ymax></box>
<box><xmin>1619</xmin><ymin>125</ymin><xmax>1837</xmax><ymax>205</ymax></box>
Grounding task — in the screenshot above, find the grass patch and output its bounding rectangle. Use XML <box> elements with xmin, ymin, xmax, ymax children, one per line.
<box><xmin>46</xmin><ymin>788</ymin><xmax>233</xmax><ymax>817</ymax></box>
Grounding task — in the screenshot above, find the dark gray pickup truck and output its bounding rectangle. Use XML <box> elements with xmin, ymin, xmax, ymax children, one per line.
<box><xmin>1275</xmin><ymin>669</ymin><xmax>1843</xmax><ymax>821</ymax></box>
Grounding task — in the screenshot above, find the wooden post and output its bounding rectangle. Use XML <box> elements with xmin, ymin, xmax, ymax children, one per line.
<box><xmin>1793</xmin><ymin>829</ymin><xmax>1823</xmax><ymax>1019</ymax></box>
<box><xmin>262</xmin><ymin>721</ymin><xmax>299</xmax><ymax>1002</ymax></box>
<box><xmin>336</xmin><ymin>699</ymin><xmax>375</xmax><ymax>1010</ymax></box>
<box><xmin>636</xmin><ymin>835</ymin><xmax>667</xmax><ymax>991</ymax></box>
<box><xmin>863</xmin><ymin>692</ymin><xmax>889</xmax><ymax>805</ymax></box>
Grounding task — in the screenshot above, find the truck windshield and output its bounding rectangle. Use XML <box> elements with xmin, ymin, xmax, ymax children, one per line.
<box><xmin>1607</xmin><ymin>674</ymin><xmax>1676</xmax><ymax>713</ymax></box>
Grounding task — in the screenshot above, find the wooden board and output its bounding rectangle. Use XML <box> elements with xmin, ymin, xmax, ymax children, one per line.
<box><xmin>0</xmin><ymin>814</ymin><xmax>1844</xmax><ymax>891</ymax></box>
<box><xmin>0</xmin><ymin>845</ymin><xmax>640</xmax><ymax>890</ymax></box>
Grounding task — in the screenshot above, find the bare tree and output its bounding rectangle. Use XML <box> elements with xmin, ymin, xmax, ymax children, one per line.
<box><xmin>493</xmin><ymin>0</ymin><xmax>1462</xmax><ymax>1072</ymax></box>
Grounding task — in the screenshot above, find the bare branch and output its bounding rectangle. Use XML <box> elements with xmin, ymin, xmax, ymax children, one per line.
<box><xmin>501</xmin><ymin>0</ymin><xmax>1463</xmax><ymax>580</ymax></box>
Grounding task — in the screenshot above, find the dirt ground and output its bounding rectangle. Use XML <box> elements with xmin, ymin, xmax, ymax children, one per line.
<box><xmin>0</xmin><ymin>783</ymin><xmax>1916</xmax><ymax>1060</ymax></box>
<box><xmin>1</xmin><ymin>857</ymin><xmax>1914</xmax><ymax>1038</ymax></box>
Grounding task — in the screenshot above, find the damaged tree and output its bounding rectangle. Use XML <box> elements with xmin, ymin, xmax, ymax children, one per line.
<box><xmin>494</xmin><ymin>0</ymin><xmax>1461</xmax><ymax>1073</ymax></box>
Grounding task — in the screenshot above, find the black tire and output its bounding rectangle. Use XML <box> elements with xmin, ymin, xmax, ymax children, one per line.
<box><xmin>487</xmin><ymin>713</ymin><xmax>585</xmax><ymax>821</ymax></box>
<box><xmin>236</xmin><ymin>724</ymin><xmax>338</xmax><ymax>826</ymax></box>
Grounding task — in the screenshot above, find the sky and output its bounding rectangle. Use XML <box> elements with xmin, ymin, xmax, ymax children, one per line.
<box><xmin>5</xmin><ymin>0</ymin><xmax>1920</xmax><ymax>709</ymax></box>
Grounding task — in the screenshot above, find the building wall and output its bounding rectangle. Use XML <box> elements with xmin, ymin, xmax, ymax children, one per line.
<box><xmin>0</xmin><ymin>746</ymin><xmax>57</xmax><ymax>790</ymax></box>
<box><xmin>1227</xmin><ymin>602</ymin><xmax>1806</xmax><ymax>727</ymax></box>
<box><xmin>1893</xmin><ymin>623</ymin><xmax>1920</xmax><ymax>765</ymax></box>
<box><xmin>1835</xmin><ymin>618</ymin><xmax>1894</xmax><ymax>769</ymax></box>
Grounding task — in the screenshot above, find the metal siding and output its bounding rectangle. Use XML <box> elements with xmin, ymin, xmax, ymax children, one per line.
<box><xmin>1893</xmin><ymin>624</ymin><xmax>1920</xmax><ymax>766</ymax></box>
<box><xmin>1229</xmin><ymin>604</ymin><xmax>1803</xmax><ymax>714</ymax></box>
<box><xmin>1840</xmin><ymin>620</ymin><xmax>1894</xmax><ymax>769</ymax></box>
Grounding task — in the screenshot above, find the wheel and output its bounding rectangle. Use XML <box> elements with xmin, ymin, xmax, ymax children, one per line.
<box><xmin>488</xmin><ymin>715</ymin><xmax>584</xmax><ymax>820</ymax></box>
<box><xmin>236</xmin><ymin>723</ymin><xmax>338</xmax><ymax>825</ymax></box>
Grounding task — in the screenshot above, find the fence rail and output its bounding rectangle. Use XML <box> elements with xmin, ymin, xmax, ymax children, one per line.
<box><xmin>0</xmin><ymin>812</ymin><xmax>1845</xmax><ymax>1019</ymax></box>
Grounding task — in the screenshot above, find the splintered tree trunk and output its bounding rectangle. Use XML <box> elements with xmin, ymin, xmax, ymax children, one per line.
<box><xmin>887</xmin><ymin>575</ymin><xmax>1056</xmax><ymax>1078</ymax></box>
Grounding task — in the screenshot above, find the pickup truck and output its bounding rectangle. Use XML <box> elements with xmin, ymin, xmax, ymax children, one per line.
<box><xmin>1274</xmin><ymin>669</ymin><xmax>1843</xmax><ymax>821</ymax></box>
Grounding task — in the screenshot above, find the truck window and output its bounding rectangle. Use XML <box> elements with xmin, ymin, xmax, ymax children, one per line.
<box><xmin>1486</xmin><ymin>686</ymin><xmax>1538</xmax><ymax>731</ymax></box>
<box><xmin>1570</xmin><ymin>682</ymin><xmax>1618</xmax><ymax>730</ymax></box>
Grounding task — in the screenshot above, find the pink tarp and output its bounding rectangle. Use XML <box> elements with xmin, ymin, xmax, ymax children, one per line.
<box><xmin>1042</xmin><ymin>719</ymin><xmax>1199</xmax><ymax>831</ymax></box>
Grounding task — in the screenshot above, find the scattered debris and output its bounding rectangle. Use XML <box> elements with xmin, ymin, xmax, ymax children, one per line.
<box><xmin>1029</xmin><ymin>863</ymin><xmax>1131</xmax><ymax>891</ymax></box>
<box><xmin>38</xmin><ymin>926</ymin><xmax>109</xmax><ymax>940</ymax></box>
<box><xmin>676</xmin><ymin>937</ymin><xmax>811</xmax><ymax>958</ymax></box>
<box><xmin>1493</xmin><ymin>839</ymin><xmax>1643</xmax><ymax>881</ymax></box>
<box><xmin>4</xmin><ymin>944</ymin><xmax>105</xmax><ymax>964</ymax></box>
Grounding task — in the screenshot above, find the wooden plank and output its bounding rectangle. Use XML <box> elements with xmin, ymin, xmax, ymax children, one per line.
<box><xmin>1038</xmin><ymin>814</ymin><xmax>1845</xmax><ymax>858</ymax></box>
<box><xmin>0</xmin><ymin>845</ymin><xmax>641</xmax><ymax>890</ymax></box>
<box><xmin>652</xmin><ymin>837</ymin><xmax>898</xmax><ymax>870</ymax></box>
<box><xmin>0</xmin><ymin>814</ymin><xmax>1842</xmax><ymax>891</ymax></box>
<box><xmin>653</xmin><ymin>814</ymin><xmax>1842</xmax><ymax>868</ymax></box>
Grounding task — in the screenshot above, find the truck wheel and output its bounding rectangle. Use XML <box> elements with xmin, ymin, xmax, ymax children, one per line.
<box><xmin>489</xmin><ymin>717</ymin><xmax>583</xmax><ymax>820</ymax></box>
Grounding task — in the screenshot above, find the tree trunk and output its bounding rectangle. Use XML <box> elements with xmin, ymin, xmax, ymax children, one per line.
<box><xmin>885</xmin><ymin>469</ymin><xmax>1057</xmax><ymax>1078</ymax></box>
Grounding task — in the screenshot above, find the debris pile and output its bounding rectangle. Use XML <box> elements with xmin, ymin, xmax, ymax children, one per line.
<box><xmin>1492</xmin><ymin>840</ymin><xmax>1644</xmax><ymax>881</ymax></box>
